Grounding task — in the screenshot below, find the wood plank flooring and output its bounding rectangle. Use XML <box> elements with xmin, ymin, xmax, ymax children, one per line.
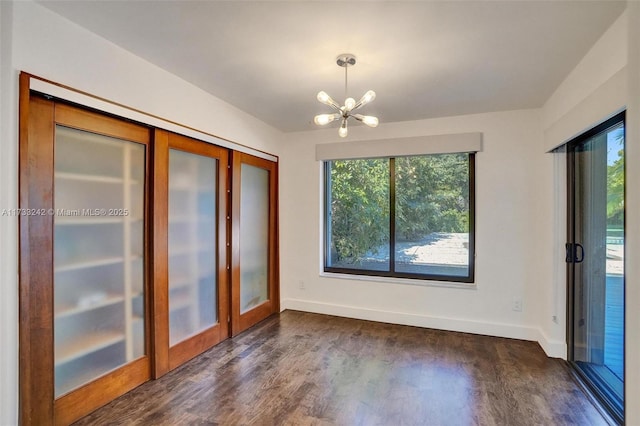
<box><xmin>74</xmin><ymin>311</ymin><xmax>607</xmax><ymax>426</ymax></box>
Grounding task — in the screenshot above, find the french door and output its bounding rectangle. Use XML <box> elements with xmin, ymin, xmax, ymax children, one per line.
<box><xmin>567</xmin><ymin>112</ymin><xmax>625</xmax><ymax>423</ymax></box>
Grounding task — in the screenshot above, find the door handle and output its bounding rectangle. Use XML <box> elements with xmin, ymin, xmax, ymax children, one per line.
<box><xmin>574</xmin><ymin>243</ymin><xmax>584</xmax><ymax>263</ymax></box>
<box><xmin>565</xmin><ymin>243</ymin><xmax>585</xmax><ymax>263</ymax></box>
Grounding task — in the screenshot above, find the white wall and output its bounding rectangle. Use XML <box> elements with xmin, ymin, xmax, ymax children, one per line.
<box><xmin>280</xmin><ymin>108</ymin><xmax>555</xmax><ymax>350</ymax></box>
<box><xmin>542</xmin><ymin>12</ymin><xmax>628</xmax><ymax>133</ymax></box>
<box><xmin>0</xmin><ymin>1</ymin><xmax>18</xmax><ymax>424</ymax></box>
<box><xmin>624</xmin><ymin>2</ymin><xmax>639</xmax><ymax>424</ymax></box>
<box><xmin>0</xmin><ymin>2</ymin><xmax>283</xmax><ymax>425</ymax></box>
<box><xmin>12</xmin><ymin>1</ymin><xmax>282</xmax><ymax>154</ymax></box>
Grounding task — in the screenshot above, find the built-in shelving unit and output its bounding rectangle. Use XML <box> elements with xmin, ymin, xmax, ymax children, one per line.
<box><xmin>53</xmin><ymin>125</ymin><xmax>146</xmax><ymax>398</ymax></box>
<box><xmin>19</xmin><ymin>91</ymin><xmax>278</xmax><ymax>424</ymax></box>
<box><xmin>167</xmin><ymin>149</ymin><xmax>218</xmax><ymax>346</ymax></box>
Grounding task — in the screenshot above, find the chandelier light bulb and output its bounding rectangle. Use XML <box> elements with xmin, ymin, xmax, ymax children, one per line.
<box><xmin>314</xmin><ymin>113</ymin><xmax>339</xmax><ymax>126</ymax></box>
<box><xmin>353</xmin><ymin>114</ymin><xmax>379</xmax><ymax>128</ymax></box>
<box><xmin>338</xmin><ymin>119</ymin><xmax>348</xmax><ymax>138</ymax></box>
<box><xmin>344</xmin><ymin>97</ymin><xmax>356</xmax><ymax>111</ymax></box>
<box><xmin>317</xmin><ymin>91</ymin><xmax>330</xmax><ymax>103</ymax></box>
<box><xmin>356</xmin><ymin>90</ymin><xmax>376</xmax><ymax>109</ymax></box>
<box><xmin>363</xmin><ymin>116</ymin><xmax>379</xmax><ymax>127</ymax></box>
<box><xmin>317</xmin><ymin>91</ymin><xmax>339</xmax><ymax>110</ymax></box>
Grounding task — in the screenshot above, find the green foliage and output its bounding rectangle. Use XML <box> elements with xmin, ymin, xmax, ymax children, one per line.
<box><xmin>329</xmin><ymin>159</ymin><xmax>389</xmax><ymax>263</ymax></box>
<box><xmin>328</xmin><ymin>154</ymin><xmax>470</xmax><ymax>263</ymax></box>
<box><xmin>395</xmin><ymin>154</ymin><xmax>469</xmax><ymax>240</ymax></box>
<box><xmin>607</xmin><ymin>147</ymin><xmax>624</xmax><ymax>227</ymax></box>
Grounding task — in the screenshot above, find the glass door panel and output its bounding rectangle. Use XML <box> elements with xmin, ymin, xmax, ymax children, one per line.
<box><xmin>168</xmin><ymin>149</ymin><xmax>218</xmax><ymax>345</ymax></box>
<box><xmin>239</xmin><ymin>163</ymin><xmax>270</xmax><ymax>313</ymax></box>
<box><xmin>567</xmin><ymin>114</ymin><xmax>624</xmax><ymax>421</ymax></box>
<box><xmin>54</xmin><ymin>125</ymin><xmax>146</xmax><ymax>397</ymax></box>
<box><xmin>231</xmin><ymin>152</ymin><xmax>278</xmax><ymax>335</ymax></box>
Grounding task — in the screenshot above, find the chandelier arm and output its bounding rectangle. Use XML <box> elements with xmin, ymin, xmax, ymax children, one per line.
<box><xmin>327</xmin><ymin>101</ymin><xmax>342</xmax><ymax>112</ymax></box>
<box><xmin>353</xmin><ymin>90</ymin><xmax>376</xmax><ymax>111</ymax></box>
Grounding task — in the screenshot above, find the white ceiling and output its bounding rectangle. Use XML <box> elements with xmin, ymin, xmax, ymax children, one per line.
<box><xmin>38</xmin><ymin>1</ymin><xmax>625</xmax><ymax>133</ymax></box>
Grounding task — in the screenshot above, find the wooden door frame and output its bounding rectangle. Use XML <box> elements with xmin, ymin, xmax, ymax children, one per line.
<box><xmin>19</xmin><ymin>77</ymin><xmax>152</xmax><ymax>425</ymax></box>
<box><xmin>230</xmin><ymin>151</ymin><xmax>280</xmax><ymax>336</ymax></box>
<box><xmin>151</xmin><ymin>130</ymin><xmax>231</xmax><ymax>376</ymax></box>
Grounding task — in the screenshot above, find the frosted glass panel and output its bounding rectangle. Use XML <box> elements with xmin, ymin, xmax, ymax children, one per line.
<box><xmin>54</xmin><ymin>126</ymin><xmax>146</xmax><ymax>398</ymax></box>
<box><xmin>240</xmin><ymin>164</ymin><xmax>269</xmax><ymax>313</ymax></box>
<box><xmin>168</xmin><ymin>149</ymin><xmax>218</xmax><ymax>346</ymax></box>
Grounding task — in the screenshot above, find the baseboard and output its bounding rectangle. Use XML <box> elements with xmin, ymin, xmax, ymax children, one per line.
<box><xmin>282</xmin><ymin>298</ymin><xmax>567</xmax><ymax>359</ymax></box>
<box><xmin>536</xmin><ymin>328</ymin><xmax>567</xmax><ymax>359</ymax></box>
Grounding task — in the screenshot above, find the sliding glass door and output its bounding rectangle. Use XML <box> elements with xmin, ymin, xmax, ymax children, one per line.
<box><xmin>231</xmin><ymin>152</ymin><xmax>279</xmax><ymax>335</ymax></box>
<box><xmin>567</xmin><ymin>112</ymin><xmax>624</xmax><ymax>422</ymax></box>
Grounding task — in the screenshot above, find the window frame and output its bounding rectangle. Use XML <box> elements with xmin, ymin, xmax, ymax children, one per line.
<box><xmin>323</xmin><ymin>153</ymin><xmax>476</xmax><ymax>284</ymax></box>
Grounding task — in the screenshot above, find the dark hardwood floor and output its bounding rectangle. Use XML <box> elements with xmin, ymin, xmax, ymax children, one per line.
<box><xmin>74</xmin><ymin>311</ymin><xmax>607</xmax><ymax>426</ymax></box>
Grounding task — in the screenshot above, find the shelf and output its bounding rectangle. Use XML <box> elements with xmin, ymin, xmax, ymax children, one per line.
<box><xmin>56</xmin><ymin>294</ymin><xmax>125</xmax><ymax>319</ymax></box>
<box><xmin>170</xmin><ymin>294</ymin><xmax>192</xmax><ymax>311</ymax></box>
<box><xmin>56</xmin><ymin>217</ymin><xmax>143</xmax><ymax>226</ymax></box>
<box><xmin>169</xmin><ymin>215</ymin><xmax>197</xmax><ymax>224</ymax></box>
<box><xmin>169</xmin><ymin>217</ymin><xmax>214</xmax><ymax>226</ymax></box>
<box><xmin>55</xmin><ymin>256</ymin><xmax>125</xmax><ymax>273</ymax></box>
<box><xmin>199</xmin><ymin>270</ymin><xmax>216</xmax><ymax>279</ymax></box>
<box><xmin>55</xmin><ymin>331</ymin><xmax>125</xmax><ymax>365</ymax></box>
<box><xmin>169</xmin><ymin>245</ymin><xmax>213</xmax><ymax>257</ymax></box>
<box><xmin>168</xmin><ymin>185</ymin><xmax>192</xmax><ymax>191</ymax></box>
<box><xmin>55</xmin><ymin>171</ymin><xmax>131</xmax><ymax>184</ymax></box>
<box><xmin>169</xmin><ymin>245</ymin><xmax>198</xmax><ymax>256</ymax></box>
<box><xmin>169</xmin><ymin>278</ymin><xmax>191</xmax><ymax>290</ymax></box>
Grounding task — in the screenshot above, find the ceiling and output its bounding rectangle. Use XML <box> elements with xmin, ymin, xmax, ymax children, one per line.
<box><xmin>38</xmin><ymin>1</ymin><xmax>626</xmax><ymax>133</ymax></box>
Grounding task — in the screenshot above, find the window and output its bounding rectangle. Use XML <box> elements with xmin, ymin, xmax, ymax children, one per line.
<box><xmin>324</xmin><ymin>153</ymin><xmax>475</xmax><ymax>283</ymax></box>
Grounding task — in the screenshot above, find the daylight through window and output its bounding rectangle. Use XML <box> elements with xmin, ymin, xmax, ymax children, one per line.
<box><xmin>324</xmin><ymin>153</ymin><xmax>475</xmax><ymax>283</ymax></box>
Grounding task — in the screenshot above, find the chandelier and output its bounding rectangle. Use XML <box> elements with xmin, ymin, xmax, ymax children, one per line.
<box><xmin>314</xmin><ymin>54</ymin><xmax>378</xmax><ymax>137</ymax></box>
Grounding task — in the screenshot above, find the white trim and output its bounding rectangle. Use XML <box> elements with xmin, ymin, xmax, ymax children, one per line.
<box><xmin>28</xmin><ymin>76</ymin><xmax>278</xmax><ymax>162</ymax></box>
<box><xmin>536</xmin><ymin>328</ymin><xmax>567</xmax><ymax>359</ymax></box>
<box><xmin>320</xmin><ymin>271</ymin><xmax>476</xmax><ymax>290</ymax></box>
<box><xmin>282</xmin><ymin>298</ymin><xmax>539</xmax><ymax>342</ymax></box>
<box><xmin>316</xmin><ymin>132</ymin><xmax>482</xmax><ymax>161</ymax></box>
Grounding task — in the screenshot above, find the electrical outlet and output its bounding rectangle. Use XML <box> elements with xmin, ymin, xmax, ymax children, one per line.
<box><xmin>298</xmin><ymin>280</ymin><xmax>305</xmax><ymax>290</ymax></box>
<box><xmin>512</xmin><ymin>297</ymin><xmax>522</xmax><ymax>312</ymax></box>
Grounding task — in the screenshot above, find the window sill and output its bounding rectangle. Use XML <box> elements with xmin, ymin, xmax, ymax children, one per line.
<box><xmin>319</xmin><ymin>271</ymin><xmax>477</xmax><ymax>290</ymax></box>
